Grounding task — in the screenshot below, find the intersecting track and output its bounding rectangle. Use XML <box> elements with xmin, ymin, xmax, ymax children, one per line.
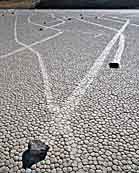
<box><xmin>2</xmin><ymin>11</ymin><xmax>129</xmax><ymax>137</ymax></box>
<box><xmin>16</xmin><ymin>12</ymin><xmax>129</xmax><ymax>120</ymax></box>
<box><xmin>1</xmin><ymin>10</ymin><xmax>137</xmax><ymax>173</ymax></box>
<box><xmin>17</xmin><ymin>11</ymin><xmax>129</xmax><ymax>167</ymax></box>
<box><xmin>11</xmin><ymin>12</ymin><xmax>128</xmax><ymax>113</ymax></box>
<box><xmin>62</xmin><ymin>19</ymin><xmax>129</xmax><ymax>109</ymax></box>
<box><xmin>14</xmin><ymin>14</ymin><xmax>64</xmax><ymax>112</ymax></box>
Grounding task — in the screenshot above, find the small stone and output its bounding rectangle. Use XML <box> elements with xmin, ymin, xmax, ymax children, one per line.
<box><xmin>73</xmin><ymin>166</ymin><xmax>78</xmax><ymax>171</ymax></box>
<box><xmin>78</xmin><ymin>162</ymin><xmax>83</xmax><ymax>169</ymax></box>
<box><xmin>107</xmin><ymin>167</ymin><xmax>112</xmax><ymax>171</ymax></box>
<box><xmin>14</xmin><ymin>156</ymin><xmax>19</xmax><ymax>161</ymax></box>
<box><xmin>36</xmin><ymin>168</ymin><xmax>41</xmax><ymax>172</ymax></box>
<box><xmin>90</xmin><ymin>152</ymin><xmax>96</xmax><ymax>156</ymax></box>
<box><xmin>72</xmin><ymin>161</ymin><xmax>78</xmax><ymax>167</ymax></box>
<box><xmin>51</xmin><ymin>157</ymin><xmax>57</xmax><ymax>163</ymax></box>
<box><xmin>63</xmin><ymin>167</ymin><xmax>67</xmax><ymax>172</ymax></box>
<box><xmin>136</xmin><ymin>150</ymin><xmax>139</xmax><ymax>155</ymax></box>
<box><xmin>26</xmin><ymin>168</ymin><xmax>32</xmax><ymax>173</ymax></box>
<box><xmin>65</xmin><ymin>146</ymin><xmax>71</xmax><ymax>152</ymax></box>
<box><xmin>82</xmin><ymin>159</ymin><xmax>88</xmax><ymax>165</ymax></box>
<box><xmin>13</xmin><ymin>166</ymin><xmax>18</xmax><ymax>172</ymax></box>
<box><xmin>76</xmin><ymin>169</ymin><xmax>86</xmax><ymax>173</ymax></box>
<box><xmin>88</xmin><ymin>156</ymin><xmax>92</xmax><ymax>161</ymax></box>
<box><xmin>105</xmin><ymin>150</ymin><xmax>112</xmax><ymax>156</ymax></box>
<box><xmin>20</xmin><ymin>168</ymin><xmax>26</xmax><ymax>173</ymax></box>
<box><xmin>32</xmin><ymin>171</ymin><xmax>36</xmax><ymax>173</ymax></box>
<box><xmin>67</xmin><ymin>167</ymin><xmax>72</xmax><ymax>172</ymax></box>
<box><xmin>121</xmin><ymin>159</ymin><xmax>127</xmax><ymax>165</ymax></box>
<box><xmin>18</xmin><ymin>161</ymin><xmax>23</xmax><ymax>169</ymax></box>
<box><xmin>113</xmin><ymin>159</ymin><xmax>119</xmax><ymax>165</ymax></box>
<box><xmin>0</xmin><ymin>166</ymin><xmax>9</xmax><ymax>173</ymax></box>
<box><xmin>51</xmin><ymin>169</ymin><xmax>56</xmax><ymax>173</ymax></box>
<box><xmin>56</xmin><ymin>168</ymin><xmax>63</xmax><ymax>173</ymax></box>
<box><xmin>89</xmin><ymin>169</ymin><xmax>95</xmax><ymax>173</ymax></box>
<box><xmin>112</xmin><ymin>165</ymin><xmax>117</xmax><ymax>171</ymax></box>
<box><xmin>31</xmin><ymin>164</ymin><xmax>36</xmax><ymax>169</ymax></box>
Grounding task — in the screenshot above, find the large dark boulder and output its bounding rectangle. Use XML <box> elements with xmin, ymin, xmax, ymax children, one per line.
<box><xmin>22</xmin><ymin>140</ymin><xmax>49</xmax><ymax>169</ymax></box>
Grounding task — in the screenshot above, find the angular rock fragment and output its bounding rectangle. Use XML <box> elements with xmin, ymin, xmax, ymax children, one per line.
<box><xmin>22</xmin><ymin>140</ymin><xmax>49</xmax><ymax>169</ymax></box>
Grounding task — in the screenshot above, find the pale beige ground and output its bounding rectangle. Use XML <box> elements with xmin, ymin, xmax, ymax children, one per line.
<box><xmin>0</xmin><ymin>0</ymin><xmax>32</xmax><ymax>8</ymax></box>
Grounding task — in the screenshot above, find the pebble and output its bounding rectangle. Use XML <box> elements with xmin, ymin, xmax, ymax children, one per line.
<box><xmin>25</xmin><ymin>169</ymin><xmax>32</xmax><ymax>173</ymax></box>
<box><xmin>0</xmin><ymin>166</ymin><xmax>9</xmax><ymax>173</ymax></box>
<box><xmin>51</xmin><ymin>169</ymin><xmax>56</xmax><ymax>173</ymax></box>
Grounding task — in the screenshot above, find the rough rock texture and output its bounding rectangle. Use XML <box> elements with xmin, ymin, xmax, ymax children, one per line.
<box><xmin>22</xmin><ymin>140</ymin><xmax>49</xmax><ymax>169</ymax></box>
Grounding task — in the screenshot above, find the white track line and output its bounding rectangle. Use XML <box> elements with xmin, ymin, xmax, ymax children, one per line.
<box><xmin>63</xmin><ymin>19</ymin><xmax>129</xmax><ymax>108</ymax></box>
<box><xmin>31</xmin><ymin>11</ymin><xmax>78</xmax><ymax>156</ymax></box>
<box><xmin>28</xmin><ymin>15</ymin><xmax>48</xmax><ymax>29</ymax></box>
<box><xmin>50</xmin><ymin>13</ymin><xmax>55</xmax><ymax>19</ymax></box>
<box><xmin>15</xmin><ymin>16</ymin><xmax>60</xmax><ymax>112</ymax></box>
<box><xmin>131</xmin><ymin>23</ymin><xmax>139</xmax><ymax>27</ymax></box>
<box><xmin>110</xmin><ymin>34</ymin><xmax>125</xmax><ymax>65</ymax></box>
<box><xmin>15</xmin><ymin>11</ymin><xmax>77</xmax><ymax>158</ymax></box>
<box><xmin>94</xmin><ymin>33</ymin><xmax>103</xmax><ymax>38</ymax></box>
<box><xmin>49</xmin><ymin>19</ymin><xmax>65</xmax><ymax>28</ymax></box>
<box><xmin>64</xmin><ymin>29</ymin><xmax>103</xmax><ymax>36</ymax></box>
<box><xmin>127</xmin><ymin>14</ymin><xmax>139</xmax><ymax>17</ymax></box>
<box><xmin>109</xmin><ymin>16</ymin><xmax>129</xmax><ymax>21</ymax></box>
<box><xmin>102</xmin><ymin>17</ymin><xmax>124</xmax><ymax>24</ymax></box>
<box><xmin>28</xmin><ymin>14</ymin><xmax>66</xmax><ymax>31</ymax></box>
<box><xmin>0</xmin><ymin>30</ymin><xmax>63</xmax><ymax>59</ymax></box>
<box><xmin>74</xmin><ymin>17</ymin><xmax>118</xmax><ymax>32</ymax></box>
<box><xmin>108</xmin><ymin>16</ymin><xmax>139</xmax><ymax>28</ymax></box>
<box><xmin>0</xmin><ymin>46</ymin><xmax>25</xmax><ymax>59</ymax></box>
<box><xmin>28</xmin><ymin>15</ymin><xmax>61</xmax><ymax>32</ymax></box>
<box><xmin>87</xmin><ymin>15</ymin><xmax>139</xmax><ymax>28</ymax></box>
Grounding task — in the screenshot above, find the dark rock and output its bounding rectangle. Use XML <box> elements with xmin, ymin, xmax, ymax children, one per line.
<box><xmin>22</xmin><ymin>140</ymin><xmax>49</xmax><ymax>169</ymax></box>
<box><xmin>109</xmin><ymin>62</ymin><xmax>120</xmax><ymax>68</ymax></box>
<box><xmin>39</xmin><ymin>28</ymin><xmax>43</xmax><ymax>31</ymax></box>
